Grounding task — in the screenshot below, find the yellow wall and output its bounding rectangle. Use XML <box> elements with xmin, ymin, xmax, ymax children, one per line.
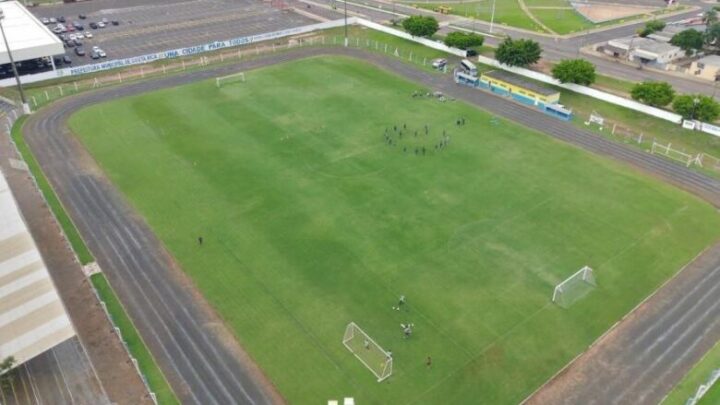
<box><xmin>481</xmin><ymin>76</ymin><xmax>560</xmax><ymax>104</ymax></box>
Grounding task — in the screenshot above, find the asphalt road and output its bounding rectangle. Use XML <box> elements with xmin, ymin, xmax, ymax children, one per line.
<box><xmin>23</xmin><ymin>46</ymin><xmax>720</xmax><ymax>404</ymax></box>
<box><xmin>302</xmin><ymin>0</ymin><xmax>720</xmax><ymax>97</ymax></box>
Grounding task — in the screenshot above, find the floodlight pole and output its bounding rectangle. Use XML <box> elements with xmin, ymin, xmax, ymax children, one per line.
<box><xmin>0</xmin><ymin>10</ymin><xmax>29</xmax><ymax>114</ymax></box>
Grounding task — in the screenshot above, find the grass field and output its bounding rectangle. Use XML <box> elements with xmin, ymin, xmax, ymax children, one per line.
<box><xmin>663</xmin><ymin>339</ymin><xmax>720</xmax><ymax>405</ymax></box>
<box><xmin>68</xmin><ymin>56</ymin><xmax>720</xmax><ymax>404</ymax></box>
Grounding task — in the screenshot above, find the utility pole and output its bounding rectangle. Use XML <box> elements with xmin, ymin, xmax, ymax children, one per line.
<box><xmin>0</xmin><ymin>9</ymin><xmax>29</xmax><ymax>114</ymax></box>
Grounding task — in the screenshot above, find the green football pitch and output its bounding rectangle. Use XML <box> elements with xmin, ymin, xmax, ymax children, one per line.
<box><xmin>68</xmin><ymin>56</ymin><xmax>720</xmax><ymax>404</ymax></box>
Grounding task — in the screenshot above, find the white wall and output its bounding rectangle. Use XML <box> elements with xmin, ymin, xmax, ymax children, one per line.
<box><xmin>355</xmin><ymin>19</ymin><xmax>467</xmax><ymax>57</ymax></box>
<box><xmin>476</xmin><ymin>55</ymin><xmax>684</xmax><ymax>124</ymax></box>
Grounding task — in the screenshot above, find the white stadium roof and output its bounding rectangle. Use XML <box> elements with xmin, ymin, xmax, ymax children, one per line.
<box><xmin>0</xmin><ymin>1</ymin><xmax>64</xmax><ymax>65</ymax></box>
<box><xmin>0</xmin><ymin>170</ymin><xmax>75</xmax><ymax>365</ymax></box>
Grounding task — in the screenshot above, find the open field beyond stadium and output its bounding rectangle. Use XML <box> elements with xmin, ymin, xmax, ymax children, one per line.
<box><xmin>67</xmin><ymin>56</ymin><xmax>720</xmax><ymax>404</ymax></box>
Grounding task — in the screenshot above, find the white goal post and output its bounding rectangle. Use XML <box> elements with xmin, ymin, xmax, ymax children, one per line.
<box><xmin>216</xmin><ymin>72</ymin><xmax>245</xmax><ymax>88</ymax></box>
<box><xmin>552</xmin><ymin>266</ymin><xmax>596</xmax><ymax>308</ymax></box>
<box><xmin>343</xmin><ymin>322</ymin><xmax>393</xmax><ymax>382</ymax></box>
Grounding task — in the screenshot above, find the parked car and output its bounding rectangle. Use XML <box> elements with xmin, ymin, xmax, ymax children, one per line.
<box><xmin>65</xmin><ymin>40</ymin><xmax>75</xmax><ymax>48</ymax></box>
<box><xmin>57</xmin><ymin>16</ymin><xmax>66</xmax><ymax>23</ymax></box>
<box><xmin>101</xmin><ymin>17</ymin><xmax>108</xmax><ymax>24</ymax></box>
<box><xmin>41</xmin><ymin>17</ymin><xmax>50</xmax><ymax>24</ymax></box>
<box><xmin>97</xmin><ymin>21</ymin><xmax>106</xmax><ymax>28</ymax></box>
<box><xmin>98</xmin><ymin>49</ymin><xmax>106</xmax><ymax>58</ymax></box>
<box><xmin>89</xmin><ymin>22</ymin><xmax>98</xmax><ymax>29</ymax></box>
<box><xmin>78</xmin><ymin>14</ymin><xmax>87</xmax><ymax>19</ymax></box>
<box><xmin>431</xmin><ymin>58</ymin><xmax>447</xmax><ymax>69</ymax></box>
<box><xmin>68</xmin><ymin>33</ymin><xmax>76</xmax><ymax>40</ymax></box>
<box><xmin>67</xmin><ymin>25</ymin><xmax>75</xmax><ymax>32</ymax></box>
<box><xmin>53</xmin><ymin>26</ymin><xmax>63</xmax><ymax>34</ymax></box>
<box><xmin>111</xmin><ymin>20</ymin><xmax>120</xmax><ymax>26</ymax></box>
<box><xmin>63</xmin><ymin>55</ymin><xmax>72</xmax><ymax>64</ymax></box>
<box><xmin>73</xmin><ymin>22</ymin><xmax>84</xmax><ymax>31</ymax></box>
<box><xmin>75</xmin><ymin>47</ymin><xmax>85</xmax><ymax>56</ymax></box>
<box><xmin>84</xmin><ymin>32</ymin><xmax>93</xmax><ymax>39</ymax></box>
<box><xmin>49</xmin><ymin>17</ymin><xmax>57</xmax><ymax>24</ymax></box>
<box><xmin>466</xmin><ymin>49</ymin><xmax>478</xmax><ymax>57</ymax></box>
<box><xmin>73</xmin><ymin>39</ymin><xmax>83</xmax><ymax>46</ymax></box>
<box><xmin>90</xmin><ymin>52</ymin><xmax>100</xmax><ymax>60</ymax></box>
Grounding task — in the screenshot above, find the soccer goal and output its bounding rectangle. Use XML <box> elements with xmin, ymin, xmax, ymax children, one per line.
<box><xmin>343</xmin><ymin>322</ymin><xmax>393</xmax><ymax>382</ymax></box>
<box><xmin>216</xmin><ymin>72</ymin><xmax>245</xmax><ymax>88</ymax></box>
<box><xmin>552</xmin><ymin>266</ymin><xmax>596</xmax><ymax>308</ymax></box>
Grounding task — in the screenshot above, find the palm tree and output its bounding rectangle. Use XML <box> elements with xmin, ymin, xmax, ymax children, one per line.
<box><xmin>703</xmin><ymin>9</ymin><xmax>718</xmax><ymax>25</ymax></box>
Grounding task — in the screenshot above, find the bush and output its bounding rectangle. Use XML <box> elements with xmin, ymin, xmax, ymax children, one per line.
<box><xmin>551</xmin><ymin>59</ymin><xmax>596</xmax><ymax>85</ymax></box>
<box><xmin>444</xmin><ymin>32</ymin><xmax>484</xmax><ymax>49</ymax></box>
<box><xmin>402</xmin><ymin>16</ymin><xmax>439</xmax><ymax>38</ymax></box>
<box><xmin>495</xmin><ymin>37</ymin><xmax>542</xmax><ymax>67</ymax></box>
<box><xmin>673</xmin><ymin>95</ymin><xmax>720</xmax><ymax>121</ymax></box>
<box><xmin>630</xmin><ymin>81</ymin><xmax>676</xmax><ymax>107</ymax></box>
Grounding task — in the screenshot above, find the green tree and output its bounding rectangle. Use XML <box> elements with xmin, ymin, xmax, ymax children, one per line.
<box><xmin>704</xmin><ymin>9</ymin><xmax>718</xmax><ymax>25</ymax></box>
<box><xmin>0</xmin><ymin>356</ymin><xmax>15</xmax><ymax>390</ymax></box>
<box><xmin>630</xmin><ymin>81</ymin><xmax>676</xmax><ymax>107</ymax></box>
<box><xmin>670</xmin><ymin>29</ymin><xmax>705</xmax><ymax>55</ymax></box>
<box><xmin>638</xmin><ymin>20</ymin><xmax>666</xmax><ymax>37</ymax></box>
<box><xmin>402</xmin><ymin>16</ymin><xmax>439</xmax><ymax>38</ymax></box>
<box><xmin>444</xmin><ymin>32</ymin><xmax>484</xmax><ymax>49</ymax></box>
<box><xmin>495</xmin><ymin>37</ymin><xmax>542</xmax><ymax>68</ymax></box>
<box><xmin>673</xmin><ymin>95</ymin><xmax>720</xmax><ymax>121</ymax></box>
<box><xmin>705</xmin><ymin>23</ymin><xmax>720</xmax><ymax>46</ymax></box>
<box><xmin>551</xmin><ymin>59</ymin><xmax>596</xmax><ymax>85</ymax></box>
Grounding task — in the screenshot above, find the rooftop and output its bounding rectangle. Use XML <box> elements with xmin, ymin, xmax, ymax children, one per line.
<box><xmin>481</xmin><ymin>70</ymin><xmax>559</xmax><ymax>97</ymax></box>
<box><xmin>695</xmin><ymin>54</ymin><xmax>720</xmax><ymax>67</ymax></box>
<box><xmin>0</xmin><ymin>170</ymin><xmax>75</xmax><ymax>365</ymax></box>
<box><xmin>0</xmin><ymin>1</ymin><xmax>64</xmax><ymax>65</ymax></box>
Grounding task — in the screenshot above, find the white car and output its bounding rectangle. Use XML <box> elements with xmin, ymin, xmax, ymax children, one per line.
<box><xmin>431</xmin><ymin>58</ymin><xmax>447</xmax><ymax>69</ymax></box>
<box><xmin>98</xmin><ymin>49</ymin><xmax>106</xmax><ymax>58</ymax></box>
<box><xmin>97</xmin><ymin>21</ymin><xmax>106</xmax><ymax>28</ymax></box>
<box><xmin>69</xmin><ymin>34</ymin><xmax>77</xmax><ymax>41</ymax></box>
<box><xmin>92</xmin><ymin>45</ymin><xmax>100</xmax><ymax>52</ymax></box>
<box><xmin>84</xmin><ymin>32</ymin><xmax>93</xmax><ymax>39</ymax></box>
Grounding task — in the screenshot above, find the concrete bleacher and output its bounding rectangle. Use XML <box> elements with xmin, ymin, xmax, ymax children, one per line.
<box><xmin>0</xmin><ymin>169</ymin><xmax>75</xmax><ymax>365</ymax></box>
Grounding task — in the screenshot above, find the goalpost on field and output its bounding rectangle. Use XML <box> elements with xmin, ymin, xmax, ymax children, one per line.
<box><xmin>552</xmin><ymin>266</ymin><xmax>596</xmax><ymax>308</ymax></box>
<box><xmin>216</xmin><ymin>72</ymin><xmax>245</xmax><ymax>88</ymax></box>
<box><xmin>343</xmin><ymin>322</ymin><xmax>393</xmax><ymax>382</ymax></box>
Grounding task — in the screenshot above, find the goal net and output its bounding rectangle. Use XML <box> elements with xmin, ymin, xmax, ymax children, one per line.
<box><xmin>552</xmin><ymin>266</ymin><xmax>596</xmax><ymax>308</ymax></box>
<box><xmin>343</xmin><ymin>322</ymin><xmax>392</xmax><ymax>382</ymax></box>
<box><xmin>216</xmin><ymin>72</ymin><xmax>245</xmax><ymax>88</ymax></box>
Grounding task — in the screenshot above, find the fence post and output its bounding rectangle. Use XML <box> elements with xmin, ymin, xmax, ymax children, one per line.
<box><xmin>32</xmin><ymin>96</ymin><xmax>37</xmax><ymax>107</ymax></box>
<box><xmin>118</xmin><ymin>73</ymin><xmax>122</xmax><ymax>83</ymax></box>
<box><xmin>140</xmin><ymin>67</ymin><xmax>144</xmax><ymax>78</ymax></box>
<box><xmin>409</xmin><ymin>51</ymin><xmax>413</xmax><ymax>61</ymax></box>
<box><xmin>384</xmin><ymin>44</ymin><xmax>388</xmax><ymax>53</ymax></box>
<box><xmin>74</xmin><ymin>82</ymin><xmax>78</xmax><ymax>92</ymax></box>
<box><xmin>44</xmin><ymin>91</ymin><xmax>49</xmax><ymax>101</ymax></box>
<box><xmin>58</xmin><ymin>86</ymin><xmax>63</xmax><ymax>96</ymax></box>
<box><xmin>611</xmin><ymin>123</ymin><xmax>616</xmax><ymax>135</ymax></box>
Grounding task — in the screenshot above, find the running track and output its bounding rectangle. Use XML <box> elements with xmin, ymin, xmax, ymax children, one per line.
<box><xmin>22</xmin><ymin>47</ymin><xmax>720</xmax><ymax>404</ymax></box>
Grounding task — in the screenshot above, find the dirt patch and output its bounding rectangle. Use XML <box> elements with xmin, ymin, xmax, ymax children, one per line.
<box><xmin>572</xmin><ymin>2</ymin><xmax>658</xmax><ymax>23</ymax></box>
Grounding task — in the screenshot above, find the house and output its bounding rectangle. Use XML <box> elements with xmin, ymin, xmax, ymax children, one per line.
<box><xmin>606</xmin><ymin>36</ymin><xmax>684</xmax><ymax>66</ymax></box>
<box><xmin>648</xmin><ymin>24</ymin><xmax>706</xmax><ymax>43</ymax></box>
<box><xmin>688</xmin><ymin>54</ymin><xmax>720</xmax><ymax>81</ymax></box>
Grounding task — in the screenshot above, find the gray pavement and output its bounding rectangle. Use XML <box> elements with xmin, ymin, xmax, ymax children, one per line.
<box><xmin>0</xmin><ymin>337</ymin><xmax>110</xmax><ymax>405</ymax></box>
<box><xmin>31</xmin><ymin>0</ymin><xmax>314</xmax><ymax>66</ymax></box>
<box><xmin>23</xmin><ymin>46</ymin><xmax>720</xmax><ymax>404</ymax></box>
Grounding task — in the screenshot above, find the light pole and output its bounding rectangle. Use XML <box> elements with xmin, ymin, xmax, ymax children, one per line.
<box><xmin>0</xmin><ymin>9</ymin><xmax>29</xmax><ymax>114</ymax></box>
<box><xmin>489</xmin><ymin>0</ymin><xmax>496</xmax><ymax>34</ymax></box>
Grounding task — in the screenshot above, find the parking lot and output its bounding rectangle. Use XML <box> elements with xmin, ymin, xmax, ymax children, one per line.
<box><xmin>29</xmin><ymin>0</ymin><xmax>316</xmax><ymax>68</ymax></box>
